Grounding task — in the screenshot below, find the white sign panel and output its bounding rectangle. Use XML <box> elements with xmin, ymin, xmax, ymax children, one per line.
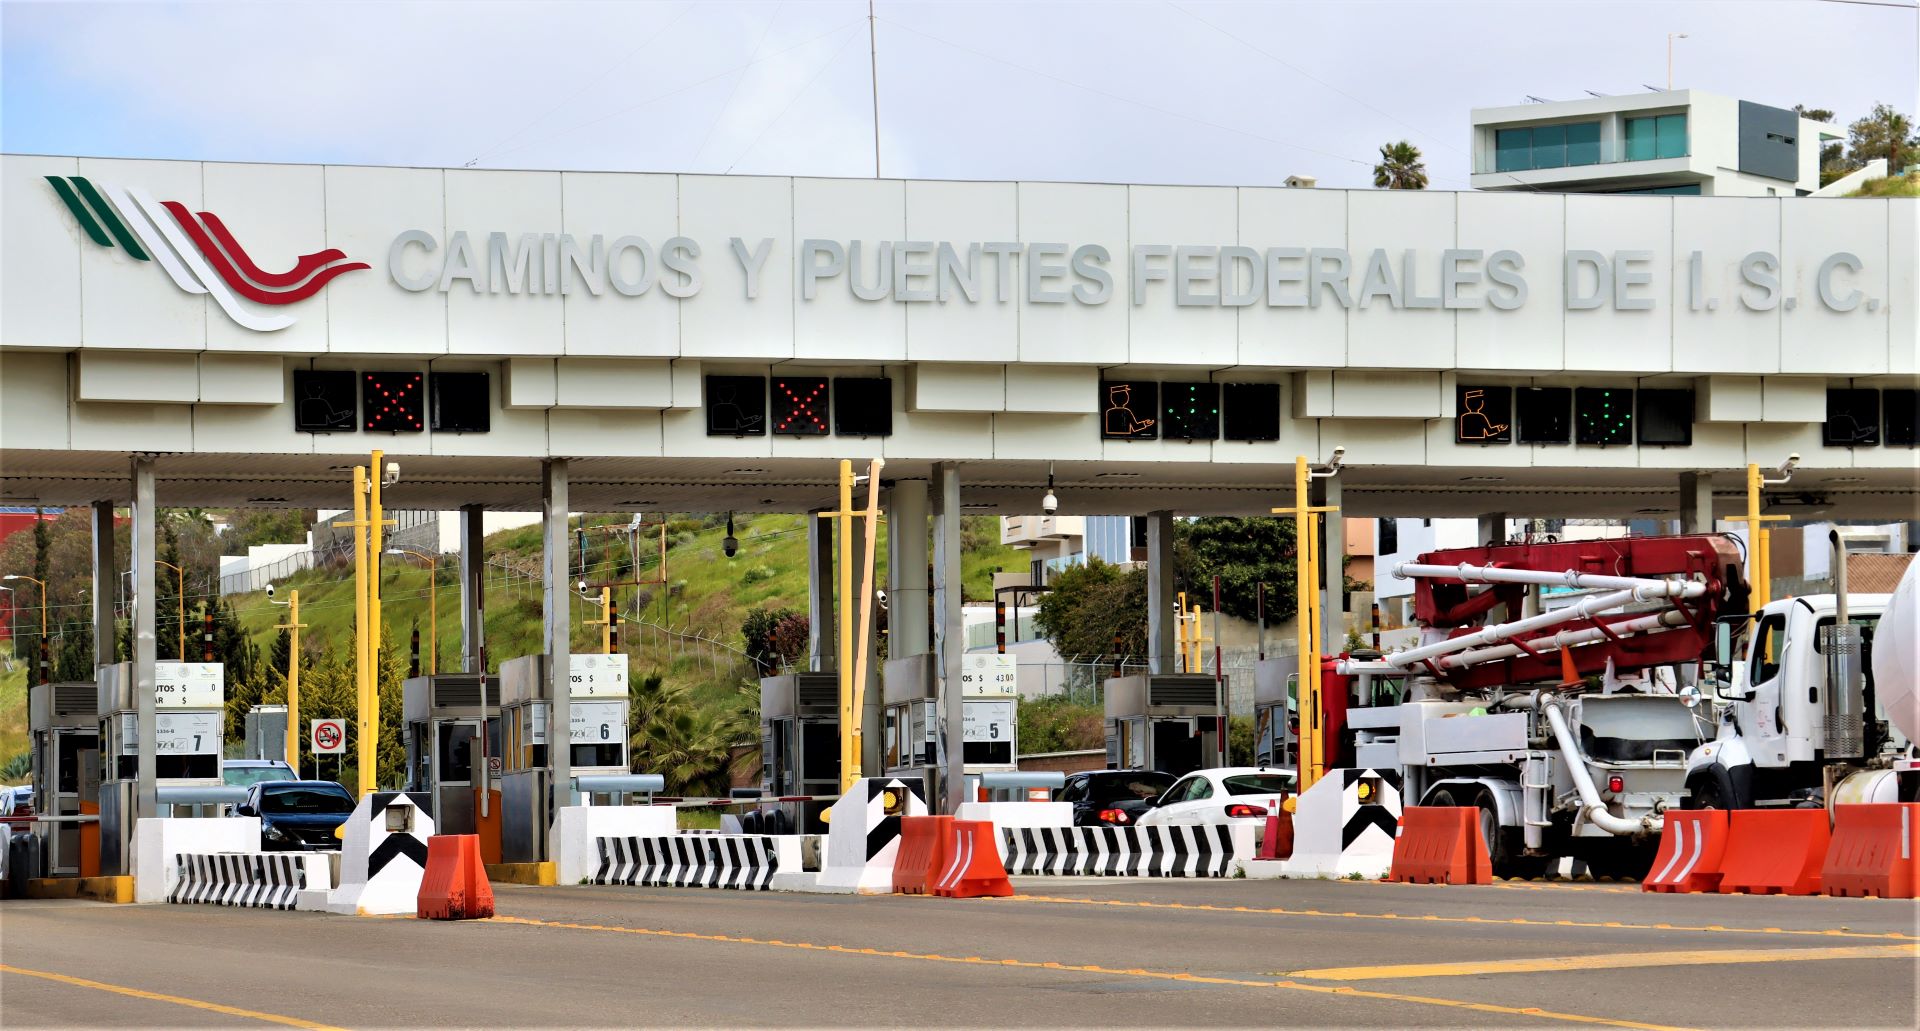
<box><xmin>569</xmin><ymin>701</ymin><xmax>626</xmax><ymax>745</ymax></box>
<box><xmin>310</xmin><ymin>719</ymin><xmax>346</xmax><ymax>755</ymax></box>
<box><xmin>962</xmin><ymin>699</ymin><xmax>1014</xmax><ymax>744</ymax></box>
<box><xmin>526</xmin><ymin>702</ymin><xmax>548</xmax><ymax>747</ymax></box>
<box><xmin>120</xmin><ymin>711</ymin><xmax>221</xmax><ymax>756</ymax></box>
<box><xmin>154</xmin><ymin>662</ymin><xmax>224</xmax><ymax>708</ymax></box>
<box><xmin>961</xmin><ymin>654</ymin><xmax>1018</xmax><ymax>697</ymax></box>
<box><xmin>570</xmin><ymin>653</ymin><xmax>629</xmax><ymax>698</ymax></box>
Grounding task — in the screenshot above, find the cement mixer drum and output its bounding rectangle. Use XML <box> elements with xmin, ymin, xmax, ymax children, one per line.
<box><xmin>1873</xmin><ymin>557</ymin><xmax>1920</xmax><ymax>747</ymax></box>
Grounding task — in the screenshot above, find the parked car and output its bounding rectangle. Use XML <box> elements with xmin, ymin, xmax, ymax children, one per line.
<box><xmin>234</xmin><ymin>780</ymin><xmax>355</xmax><ymax>851</ymax></box>
<box><xmin>1134</xmin><ymin>767</ymin><xmax>1296</xmax><ymax>828</ymax></box>
<box><xmin>1057</xmin><ymin>770</ymin><xmax>1177</xmax><ymax>827</ymax></box>
<box><xmin>222</xmin><ymin>759</ymin><xmax>297</xmax><ymax>788</ymax></box>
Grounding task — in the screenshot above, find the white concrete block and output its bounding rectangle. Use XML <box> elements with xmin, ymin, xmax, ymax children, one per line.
<box><xmin>911</xmin><ymin>363</ymin><xmax>1003</xmax><ymax>412</ymax></box>
<box><xmin>556</xmin><ymin>358</ymin><xmax>673</xmax><ymax>409</ymax></box>
<box><xmin>1762</xmin><ymin>377</ymin><xmax>1826</xmax><ymax>422</ymax></box>
<box><xmin>198</xmin><ymin>354</ymin><xmax>284</xmax><ymax>404</ymax></box>
<box><xmin>133</xmin><ymin>817</ymin><xmax>260</xmax><ymax>904</ymax></box>
<box><xmin>77</xmin><ymin>350</ymin><xmax>198</xmax><ymax>404</ymax></box>
<box><xmin>551</xmin><ymin>805</ymin><xmax>677</xmax><ymax>886</ymax></box>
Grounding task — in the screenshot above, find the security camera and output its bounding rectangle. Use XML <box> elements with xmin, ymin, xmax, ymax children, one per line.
<box><xmin>1778</xmin><ymin>453</ymin><xmax>1800</xmax><ymax>478</ymax></box>
<box><xmin>1041</xmin><ymin>489</ymin><xmax>1058</xmax><ymax>515</ymax></box>
<box><xmin>722</xmin><ymin>512</ymin><xmax>739</xmax><ymax>559</ymax></box>
<box><xmin>382</xmin><ymin>461</ymin><xmax>401</xmax><ymax>487</ymax></box>
<box><xmin>265</xmin><ymin>584</ymin><xmax>275</xmax><ymax>598</ymax></box>
<box><xmin>1330</xmin><ymin>445</ymin><xmax>1346</xmax><ymax>468</ymax></box>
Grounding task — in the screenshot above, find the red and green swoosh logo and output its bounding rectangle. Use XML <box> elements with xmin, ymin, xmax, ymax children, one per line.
<box><xmin>46</xmin><ymin>175</ymin><xmax>368</xmax><ymax>332</ymax></box>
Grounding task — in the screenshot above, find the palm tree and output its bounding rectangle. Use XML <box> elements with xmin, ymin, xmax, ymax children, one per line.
<box><xmin>1372</xmin><ymin>140</ymin><xmax>1429</xmax><ymax>190</ymax></box>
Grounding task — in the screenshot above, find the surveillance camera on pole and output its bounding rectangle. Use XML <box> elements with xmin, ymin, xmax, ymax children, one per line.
<box><xmin>265</xmin><ymin>583</ymin><xmax>275</xmax><ymax>598</ymax></box>
<box><xmin>722</xmin><ymin>512</ymin><xmax>740</xmax><ymax>559</ymax></box>
<box><xmin>1041</xmin><ymin>462</ymin><xmax>1059</xmax><ymax>515</ymax></box>
<box><xmin>382</xmin><ymin>461</ymin><xmax>401</xmax><ymax>487</ymax></box>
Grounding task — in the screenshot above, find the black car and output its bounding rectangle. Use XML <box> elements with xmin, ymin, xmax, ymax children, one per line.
<box><xmin>1057</xmin><ymin>770</ymin><xmax>1178</xmax><ymax>827</ymax></box>
<box><xmin>234</xmin><ymin>780</ymin><xmax>356</xmax><ymax>851</ymax></box>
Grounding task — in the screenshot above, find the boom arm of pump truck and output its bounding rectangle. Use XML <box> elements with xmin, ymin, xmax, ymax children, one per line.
<box><xmin>1382</xmin><ymin>534</ymin><xmax>1746</xmax><ymax>691</ymax></box>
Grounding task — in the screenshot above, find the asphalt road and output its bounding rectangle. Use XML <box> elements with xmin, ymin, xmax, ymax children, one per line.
<box><xmin>4</xmin><ymin>877</ymin><xmax>1915</xmax><ymax>1029</ymax></box>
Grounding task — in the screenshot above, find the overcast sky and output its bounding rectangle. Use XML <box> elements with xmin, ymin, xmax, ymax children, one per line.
<box><xmin>3</xmin><ymin>0</ymin><xmax>1915</xmax><ymax>190</ymax></box>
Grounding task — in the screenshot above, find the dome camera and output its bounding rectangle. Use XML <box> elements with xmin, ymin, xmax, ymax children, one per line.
<box><xmin>722</xmin><ymin>512</ymin><xmax>739</xmax><ymax>559</ymax></box>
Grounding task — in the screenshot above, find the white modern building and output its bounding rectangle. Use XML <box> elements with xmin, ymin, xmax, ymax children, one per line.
<box><xmin>1471</xmin><ymin>90</ymin><xmax>1845</xmax><ymax>196</ymax></box>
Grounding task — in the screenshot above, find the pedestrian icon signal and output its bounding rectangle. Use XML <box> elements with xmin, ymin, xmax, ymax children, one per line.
<box><xmin>1455</xmin><ymin>386</ymin><xmax>1512</xmax><ymax>444</ymax></box>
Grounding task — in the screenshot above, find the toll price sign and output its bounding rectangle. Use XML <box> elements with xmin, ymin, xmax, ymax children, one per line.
<box><xmin>119</xmin><ymin>711</ymin><xmax>220</xmax><ymax>756</ymax></box>
<box><xmin>962</xmin><ymin>699</ymin><xmax>1014</xmax><ymax>744</ymax></box>
<box><xmin>570</xmin><ymin>653</ymin><xmax>628</xmax><ymax>698</ymax></box>
<box><xmin>154</xmin><ymin>662</ymin><xmax>224</xmax><ymax>708</ymax></box>
<box><xmin>961</xmin><ymin>653</ymin><xmax>1017</xmax><ymax>697</ymax></box>
<box><xmin>310</xmin><ymin>718</ymin><xmax>346</xmax><ymax>755</ymax></box>
<box><xmin>570</xmin><ymin>701</ymin><xmax>625</xmax><ymax>744</ymax></box>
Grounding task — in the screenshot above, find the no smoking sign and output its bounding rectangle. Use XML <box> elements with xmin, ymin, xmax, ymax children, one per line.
<box><xmin>310</xmin><ymin>719</ymin><xmax>346</xmax><ymax>755</ymax></box>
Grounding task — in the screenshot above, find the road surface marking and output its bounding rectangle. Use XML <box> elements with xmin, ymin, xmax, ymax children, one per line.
<box><xmin>0</xmin><ymin>965</ymin><xmax>344</xmax><ymax>1030</ymax></box>
<box><xmin>1285</xmin><ymin>943</ymin><xmax>1920</xmax><ymax>981</ymax></box>
<box><xmin>994</xmin><ymin>893</ymin><xmax>1918</xmax><ymax>941</ymax></box>
<box><xmin>482</xmin><ymin>914</ymin><xmax>1689</xmax><ymax>1030</ymax></box>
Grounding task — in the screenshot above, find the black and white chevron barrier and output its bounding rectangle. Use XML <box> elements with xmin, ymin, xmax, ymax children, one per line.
<box><xmin>591</xmin><ymin>834</ymin><xmax>791</xmax><ymax>890</ymax></box>
<box><xmin>168</xmin><ymin>853</ymin><xmax>317</xmax><ymax>910</ymax></box>
<box><xmin>999</xmin><ymin>824</ymin><xmax>1252</xmax><ymax>878</ymax></box>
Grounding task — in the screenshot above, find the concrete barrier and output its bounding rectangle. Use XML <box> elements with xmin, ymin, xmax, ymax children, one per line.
<box><xmin>592</xmin><ymin>834</ymin><xmax>801</xmax><ymax>890</ymax></box>
<box><xmin>169</xmin><ymin>853</ymin><xmax>326</xmax><ymax>910</ymax></box>
<box><xmin>132</xmin><ymin>817</ymin><xmax>262</xmax><ymax>904</ymax></box>
<box><xmin>1000</xmin><ymin>824</ymin><xmax>1254</xmax><ymax>877</ymax></box>
<box><xmin>551</xmin><ymin>805</ymin><xmax>676</xmax><ymax>885</ymax></box>
<box><xmin>323</xmin><ymin>792</ymin><xmax>434</xmax><ymax>915</ymax></box>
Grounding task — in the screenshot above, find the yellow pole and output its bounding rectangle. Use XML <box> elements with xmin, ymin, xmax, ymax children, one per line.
<box><xmin>352</xmin><ymin>465</ymin><xmax>372</xmax><ymax>797</ymax></box>
<box><xmin>276</xmin><ymin>590</ymin><xmax>305</xmax><ymax>774</ymax></box>
<box><xmin>837</xmin><ymin>460</ymin><xmax>855</xmax><ymax>789</ymax></box>
<box><xmin>850</xmin><ymin>457</ymin><xmax>886</xmax><ymax>784</ymax></box>
<box><xmin>1271</xmin><ymin>455</ymin><xmax>1336</xmax><ymax>794</ymax></box>
<box><xmin>591</xmin><ymin>583</ymin><xmax>606</xmax><ymax>656</ymax></box>
<box><xmin>1727</xmin><ymin>462</ymin><xmax>1788</xmax><ymax>626</ymax></box>
<box><xmin>367</xmin><ymin>449</ymin><xmax>384</xmax><ymax>790</ymax></box>
<box><xmin>1176</xmin><ymin>591</ymin><xmax>1189</xmax><ymax>671</ymax></box>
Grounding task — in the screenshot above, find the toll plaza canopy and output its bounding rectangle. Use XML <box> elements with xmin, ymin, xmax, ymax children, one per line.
<box><xmin>2</xmin><ymin>154</ymin><xmax>1914</xmax><ymax>518</ymax></box>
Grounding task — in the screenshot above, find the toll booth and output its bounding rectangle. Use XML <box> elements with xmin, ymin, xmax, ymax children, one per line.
<box><xmin>29</xmin><ymin>681</ymin><xmax>100</xmax><ymax>877</ymax></box>
<box><xmin>243</xmin><ymin>704</ymin><xmax>288</xmax><ymax>761</ymax></box>
<box><xmin>1253</xmin><ymin>657</ymin><xmax>1299</xmax><ymax>768</ymax></box>
<box><xmin>759</xmin><ymin>671</ymin><xmax>838</xmax><ymax>830</ymax></box>
<box><xmin>96</xmin><ymin>661</ymin><xmax>225</xmax><ymax>874</ymax></box>
<box><xmin>496</xmin><ymin>653</ymin><xmax>630</xmax><ymax>863</ymax></box>
<box><xmin>881</xmin><ymin>654</ymin><xmax>1018</xmax><ymax>804</ymax></box>
<box><xmin>1102</xmin><ymin>673</ymin><xmax>1225</xmax><ymax>776</ymax></box>
<box><xmin>402</xmin><ymin>673</ymin><xmax>500</xmax><ymax>836</ymax></box>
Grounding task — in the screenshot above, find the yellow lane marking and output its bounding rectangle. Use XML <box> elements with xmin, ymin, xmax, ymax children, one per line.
<box><xmin>994</xmin><ymin>894</ymin><xmax>1919</xmax><ymax>942</ymax></box>
<box><xmin>1286</xmin><ymin>943</ymin><xmax>1920</xmax><ymax>981</ymax></box>
<box><xmin>0</xmin><ymin>964</ymin><xmax>345</xmax><ymax>1030</ymax></box>
<box><xmin>482</xmin><ymin>914</ymin><xmax>1689</xmax><ymax>1030</ymax></box>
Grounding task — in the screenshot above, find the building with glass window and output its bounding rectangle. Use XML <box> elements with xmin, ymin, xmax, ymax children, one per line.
<box><xmin>1470</xmin><ymin>90</ymin><xmax>1841</xmax><ymax>196</ymax></box>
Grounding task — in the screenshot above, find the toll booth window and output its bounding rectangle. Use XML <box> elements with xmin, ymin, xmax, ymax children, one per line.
<box><xmin>884</xmin><ymin>709</ymin><xmax>902</xmax><ymax>768</ymax></box>
<box><xmin>571</xmin><ymin>744</ymin><xmax>623</xmax><ymax>769</ymax></box>
<box><xmin>801</xmin><ymin>722</ymin><xmax>838</xmax><ymax>783</ymax></box>
<box><xmin>438</xmin><ymin>724</ymin><xmax>475</xmax><ymax>782</ymax></box>
<box><xmin>57</xmin><ymin>733</ymin><xmax>95</xmax><ymax>793</ymax></box>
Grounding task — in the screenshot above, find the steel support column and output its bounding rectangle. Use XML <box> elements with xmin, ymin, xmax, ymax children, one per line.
<box><xmin>931</xmin><ymin>464</ymin><xmax>964</xmax><ymax>814</ymax></box>
<box><xmin>459</xmin><ymin>504</ymin><xmax>485</xmax><ymax>673</ymax></box>
<box><xmin>1321</xmin><ymin>479</ymin><xmax>1344</xmax><ymax>655</ymax></box>
<box><xmin>887</xmin><ymin>478</ymin><xmax>929</xmax><ymax>657</ymax></box>
<box><xmin>543</xmin><ymin>460</ymin><xmax>571</xmax><ymax>819</ymax></box>
<box><xmin>807</xmin><ymin>511</ymin><xmax>836</xmax><ymax>672</ymax></box>
<box><xmin>131</xmin><ymin>457</ymin><xmax>157</xmax><ymax>820</ymax></box>
<box><xmin>1146</xmin><ymin>511</ymin><xmax>1175</xmax><ymax>675</ymax></box>
<box><xmin>92</xmin><ymin>500</ymin><xmax>116</xmax><ymax>669</ymax></box>
<box><xmin>1679</xmin><ymin>471</ymin><xmax>1714</xmax><ymax>534</ymax></box>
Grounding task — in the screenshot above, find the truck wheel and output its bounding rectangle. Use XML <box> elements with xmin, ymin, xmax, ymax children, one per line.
<box><xmin>1686</xmin><ymin>777</ymin><xmax>1726</xmax><ymax>810</ymax></box>
<box><xmin>1476</xmin><ymin>789</ymin><xmax>1548</xmax><ymax>881</ymax></box>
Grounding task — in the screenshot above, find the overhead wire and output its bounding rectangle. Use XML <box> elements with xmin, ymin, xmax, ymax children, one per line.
<box><xmin>688</xmin><ymin>2</ymin><xmax>785</xmax><ymax>168</ymax></box>
<box><xmin>725</xmin><ymin>23</ymin><xmax>865</xmax><ymax>172</ymax></box>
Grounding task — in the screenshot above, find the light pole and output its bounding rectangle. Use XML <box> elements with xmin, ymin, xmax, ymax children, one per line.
<box><xmin>270</xmin><ymin>585</ymin><xmax>306</xmax><ymax>774</ymax></box>
<box><xmin>384</xmin><ymin>547</ymin><xmax>439</xmax><ymax>675</ymax></box>
<box><xmin>1666</xmin><ymin>32</ymin><xmax>1688</xmax><ymax>90</ymax></box>
<box><xmin>154</xmin><ymin>560</ymin><xmax>186</xmax><ymax>660</ymax></box>
<box><xmin>2</xmin><ymin>574</ymin><xmax>48</xmax><ymax>684</ymax></box>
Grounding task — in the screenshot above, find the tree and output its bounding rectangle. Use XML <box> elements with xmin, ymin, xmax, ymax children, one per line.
<box><xmin>1032</xmin><ymin>559</ymin><xmax>1149</xmax><ymax>658</ymax></box>
<box><xmin>1847</xmin><ymin>103</ymin><xmax>1918</xmax><ymax>175</ymax></box>
<box><xmin>741</xmin><ymin>606</ymin><xmax>802</xmax><ymax>675</ymax></box>
<box><xmin>1179</xmin><ymin>517</ymin><xmax>1299</xmax><ymax>624</ymax></box>
<box><xmin>1372</xmin><ymin>140</ymin><xmax>1428</xmax><ymax>190</ymax></box>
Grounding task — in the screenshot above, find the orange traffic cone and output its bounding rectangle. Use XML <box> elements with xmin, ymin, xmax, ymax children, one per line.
<box><xmin>1558</xmin><ymin>646</ymin><xmax>1582</xmax><ymax>688</ymax></box>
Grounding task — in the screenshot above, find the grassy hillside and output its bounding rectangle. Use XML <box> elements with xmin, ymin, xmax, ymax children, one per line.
<box><xmin>0</xmin><ymin>511</ymin><xmax>1026</xmax><ymax>773</ymax></box>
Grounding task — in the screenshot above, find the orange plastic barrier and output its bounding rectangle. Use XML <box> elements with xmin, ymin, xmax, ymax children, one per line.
<box><xmin>1387</xmin><ymin>806</ymin><xmax>1491</xmax><ymax>886</ymax></box>
<box><xmin>1257</xmin><ymin>809</ymin><xmax>1294</xmax><ymax>861</ymax></box>
<box><xmin>1642</xmin><ymin>809</ymin><xmax>1728</xmax><ymax>894</ymax></box>
<box><xmin>417</xmin><ymin>834</ymin><xmax>496</xmax><ymax>920</ymax></box>
<box><xmin>891</xmin><ymin>815</ymin><xmax>952</xmax><ymax>895</ymax></box>
<box><xmin>1719</xmin><ymin>808</ymin><xmax>1830</xmax><ymax>896</ymax></box>
<box><xmin>1822</xmin><ymin>803</ymin><xmax>1920</xmax><ymax>899</ymax></box>
<box><xmin>932</xmin><ymin>819</ymin><xmax>1013</xmax><ymax>899</ymax></box>
<box><xmin>78</xmin><ymin>801</ymin><xmax>100</xmax><ymax>879</ymax></box>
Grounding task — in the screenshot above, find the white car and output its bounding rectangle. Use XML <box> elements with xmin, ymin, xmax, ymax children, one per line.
<box><xmin>1134</xmin><ymin>767</ymin><xmax>1296</xmax><ymax>827</ymax></box>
